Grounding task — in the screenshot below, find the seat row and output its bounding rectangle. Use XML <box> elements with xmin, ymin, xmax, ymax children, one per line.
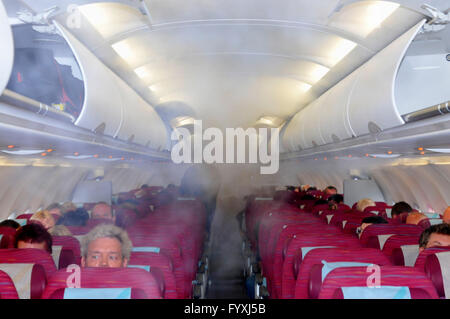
<box><xmin>242</xmin><ymin>190</ymin><xmax>449</xmax><ymax>299</ymax></box>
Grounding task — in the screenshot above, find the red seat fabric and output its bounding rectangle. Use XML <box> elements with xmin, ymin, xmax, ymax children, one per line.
<box><xmin>359</xmin><ymin>224</ymin><xmax>423</xmax><ymax>247</ymax></box>
<box><xmin>42</xmin><ymin>267</ymin><xmax>162</xmax><ymax>299</ymax></box>
<box><xmin>0</xmin><ymin>226</ymin><xmax>16</xmax><ymax>248</ymax></box>
<box><xmin>414</xmin><ymin>247</ymin><xmax>450</xmax><ymax>271</ymax></box>
<box><xmin>86</xmin><ymin>218</ymin><xmax>113</xmax><ymax>229</ymax></box>
<box><xmin>380</xmin><ymin>235</ymin><xmax>420</xmax><ymax>261</ymax></box>
<box><xmin>318</xmin><ymin>266</ymin><xmax>439</xmax><ymax>299</ymax></box>
<box><xmin>0</xmin><ymin>263</ymin><xmax>47</xmax><ymax>299</ymax></box>
<box><xmin>47</xmin><ymin>287</ymin><xmax>148</xmax><ymax>299</ymax></box>
<box><xmin>302</xmin><ymin>247</ymin><xmax>392</xmax><ymax>299</ymax></box>
<box><xmin>0</xmin><ymin>269</ymin><xmax>19</xmax><ymax>299</ymax></box>
<box><xmin>332</xmin><ymin>287</ymin><xmax>435</xmax><ymax>299</ymax></box>
<box><xmin>52</xmin><ymin>236</ymin><xmax>81</xmax><ymax>265</ymax></box>
<box><xmin>424</xmin><ymin>251</ymin><xmax>450</xmax><ymax>298</ymax></box>
<box><xmin>0</xmin><ymin>248</ymin><xmax>57</xmax><ymax>277</ymax></box>
<box><xmin>280</xmin><ymin>233</ymin><xmax>360</xmax><ymax>299</ymax></box>
<box><xmin>129</xmin><ymin>252</ymin><xmax>178</xmax><ymax>299</ymax></box>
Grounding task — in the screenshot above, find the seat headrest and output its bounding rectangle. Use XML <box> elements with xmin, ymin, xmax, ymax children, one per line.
<box><xmin>50</xmin><ymin>287</ymin><xmax>145</xmax><ymax>299</ymax></box>
<box><xmin>0</xmin><ymin>263</ymin><xmax>46</xmax><ymax>299</ymax></box>
<box><xmin>425</xmin><ymin>251</ymin><xmax>450</xmax><ymax>298</ymax></box>
<box><xmin>332</xmin><ymin>286</ymin><xmax>433</xmax><ymax>299</ymax></box>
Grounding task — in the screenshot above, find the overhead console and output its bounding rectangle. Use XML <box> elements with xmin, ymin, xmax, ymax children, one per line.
<box><xmin>282</xmin><ymin>19</ymin><xmax>449</xmax><ymax>152</ymax></box>
<box><xmin>0</xmin><ymin>2</ymin><xmax>167</xmax><ymax>152</ymax></box>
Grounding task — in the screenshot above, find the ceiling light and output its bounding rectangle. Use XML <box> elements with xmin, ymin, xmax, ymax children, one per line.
<box><xmin>112</xmin><ymin>41</ymin><xmax>135</xmax><ymax>63</ymax></box>
<box><xmin>2</xmin><ymin>150</ymin><xmax>46</xmax><ymax>155</ymax></box>
<box><xmin>426</xmin><ymin>148</ymin><xmax>450</xmax><ymax>154</ymax></box>
<box><xmin>149</xmin><ymin>85</ymin><xmax>158</xmax><ymax>92</ymax></box>
<box><xmin>64</xmin><ymin>155</ymin><xmax>93</xmax><ymax>160</ymax></box>
<box><xmin>170</xmin><ymin>116</ymin><xmax>196</xmax><ymax>128</ymax></box>
<box><xmin>369</xmin><ymin>154</ymin><xmax>401</xmax><ymax>158</ymax></box>
<box><xmin>7</xmin><ymin>145</ymin><xmax>14</xmax><ymax>149</ymax></box>
<box><xmin>364</xmin><ymin>1</ymin><xmax>400</xmax><ymax>35</ymax></box>
<box><xmin>310</xmin><ymin>65</ymin><xmax>330</xmax><ymax>82</ymax></box>
<box><xmin>298</xmin><ymin>82</ymin><xmax>312</xmax><ymax>92</ymax></box>
<box><xmin>134</xmin><ymin>66</ymin><xmax>151</xmax><ymax>79</ymax></box>
<box><xmin>329</xmin><ymin>38</ymin><xmax>357</xmax><ymax>66</ymax></box>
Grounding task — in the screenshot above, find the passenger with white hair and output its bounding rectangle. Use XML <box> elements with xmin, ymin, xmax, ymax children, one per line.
<box><xmin>81</xmin><ymin>224</ymin><xmax>132</xmax><ymax>268</ymax></box>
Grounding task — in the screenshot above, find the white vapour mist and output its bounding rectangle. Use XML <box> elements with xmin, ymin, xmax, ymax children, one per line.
<box><xmin>170</xmin><ymin>120</ymin><xmax>280</xmax><ymax>174</ymax></box>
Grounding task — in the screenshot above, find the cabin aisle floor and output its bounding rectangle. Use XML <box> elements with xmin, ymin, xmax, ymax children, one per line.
<box><xmin>205</xmin><ymin>204</ymin><xmax>248</xmax><ymax>299</ymax></box>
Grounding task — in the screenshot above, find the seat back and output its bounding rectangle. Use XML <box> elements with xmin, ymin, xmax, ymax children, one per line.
<box><xmin>305</xmin><ymin>247</ymin><xmax>391</xmax><ymax>299</ymax></box>
<box><xmin>42</xmin><ymin>267</ymin><xmax>162</xmax><ymax>299</ymax></box>
<box><xmin>48</xmin><ymin>287</ymin><xmax>147</xmax><ymax>299</ymax></box>
<box><xmin>0</xmin><ymin>226</ymin><xmax>16</xmax><ymax>248</ymax></box>
<box><xmin>414</xmin><ymin>247</ymin><xmax>450</xmax><ymax>271</ymax></box>
<box><xmin>319</xmin><ymin>266</ymin><xmax>438</xmax><ymax>299</ymax></box>
<box><xmin>0</xmin><ymin>263</ymin><xmax>47</xmax><ymax>299</ymax></box>
<box><xmin>359</xmin><ymin>224</ymin><xmax>423</xmax><ymax>246</ymax></box>
<box><xmin>0</xmin><ymin>269</ymin><xmax>19</xmax><ymax>299</ymax></box>
<box><xmin>332</xmin><ymin>287</ymin><xmax>434</xmax><ymax>299</ymax></box>
<box><xmin>424</xmin><ymin>251</ymin><xmax>450</xmax><ymax>298</ymax></box>
<box><xmin>52</xmin><ymin>236</ymin><xmax>81</xmax><ymax>265</ymax></box>
<box><xmin>392</xmin><ymin>244</ymin><xmax>420</xmax><ymax>266</ymax></box>
<box><xmin>0</xmin><ymin>248</ymin><xmax>57</xmax><ymax>277</ymax></box>
<box><xmin>129</xmin><ymin>251</ymin><xmax>178</xmax><ymax>299</ymax></box>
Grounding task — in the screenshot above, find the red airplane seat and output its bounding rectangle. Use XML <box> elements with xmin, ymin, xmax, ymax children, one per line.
<box><xmin>0</xmin><ymin>263</ymin><xmax>46</xmax><ymax>299</ymax></box>
<box><xmin>424</xmin><ymin>251</ymin><xmax>450</xmax><ymax>298</ymax></box>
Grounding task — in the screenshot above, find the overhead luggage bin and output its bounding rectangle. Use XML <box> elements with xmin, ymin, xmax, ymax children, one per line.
<box><xmin>0</xmin><ymin>1</ymin><xmax>13</xmax><ymax>95</ymax></box>
<box><xmin>54</xmin><ymin>22</ymin><xmax>167</xmax><ymax>150</ymax></box>
<box><xmin>282</xmin><ymin>19</ymin><xmax>428</xmax><ymax>152</ymax></box>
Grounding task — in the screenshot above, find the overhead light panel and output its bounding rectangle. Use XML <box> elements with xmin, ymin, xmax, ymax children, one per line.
<box><xmin>170</xmin><ymin>116</ymin><xmax>196</xmax><ymax>128</ymax></box>
<box><xmin>364</xmin><ymin>1</ymin><xmax>400</xmax><ymax>36</ymax></box>
<box><xmin>134</xmin><ymin>66</ymin><xmax>151</xmax><ymax>79</ymax></box>
<box><xmin>298</xmin><ymin>82</ymin><xmax>312</xmax><ymax>92</ymax></box>
<box><xmin>329</xmin><ymin>38</ymin><xmax>357</xmax><ymax>66</ymax></box>
<box><xmin>426</xmin><ymin>148</ymin><xmax>450</xmax><ymax>154</ymax></box>
<box><xmin>112</xmin><ymin>40</ymin><xmax>136</xmax><ymax>64</ymax></box>
<box><xmin>2</xmin><ymin>150</ymin><xmax>46</xmax><ymax>155</ymax></box>
<box><xmin>310</xmin><ymin>65</ymin><xmax>330</xmax><ymax>82</ymax></box>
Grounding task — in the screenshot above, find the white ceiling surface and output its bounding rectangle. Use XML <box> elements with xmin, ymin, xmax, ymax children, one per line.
<box><xmin>39</xmin><ymin>0</ymin><xmax>434</xmax><ymax>130</ymax></box>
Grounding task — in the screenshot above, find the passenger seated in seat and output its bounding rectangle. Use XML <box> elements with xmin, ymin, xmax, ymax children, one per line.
<box><xmin>57</xmin><ymin>208</ymin><xmax>89</xmax><ymax>226</ymax></box>
<box><xmin>60</xmin><ymin>202</ymin><xmax>77</xmax><ymax>215</ymax></box>
<box><xmin>0</xmin><ymin>219</ymin><xmax>21</xmax><ymax>229</ymax></box>
<box><xmin>391</xmin><ymin>201</ymin><xmax>413</xmax><ymax>221</ymax></box>
<box><xmin>81</xmin><ymin>224</ymin><xmax>132</xmax><ymax>268</ymax></box>
<box><xmin>356</xmin><ymin>216</ymin><xmax>388</xmax><ymax>236</ymax></box>
<box><xmin>419</xmin><ymin>223</ymin><xmax>450</xmax><ymax>252</ymax></box>
<box><xmin>49</xmin><ymin>225</ymin><xmax>72</xmax><ymax>236</ymax></box>
<box><xmin>323</xmin><ymin>186</ymin><xmax>338</xmax><ymax>196</ymax></box>
<box><xmin>406</xmin><ymin>212</ymin><xmax>427</xmax><ymax>225</ymax></box>
<box><xmin>443</xmin><ymin>207</ymin><xmax>450</xmax><ymax>224</ymax></box>
<box><xmin>45</xmin><ymin>203</ymin><xmax>63</xmax><ymax>217</ymax></box>
<box><xmin>356</xmin><ymin>198</ymin><xmax>375</xmax><ymax>212</ymax></box>
<box><xmin>91</xmin><ymin>202</ymin><xmax>115</xmax><ymax>222</ymax></box>
<box><xmin>328</xmin><ymin>194</ymin><xmax>344</xmax><ymax>210</ymax></box>
<box><xmin>30</xmin><ymin>210</ymin><xmax>55</xmax><ymax>232</ymax></box>
<box><xmin>14</xmin><ymin>223</ymin><xmax>52</xmax><ymax>254</ymax></box>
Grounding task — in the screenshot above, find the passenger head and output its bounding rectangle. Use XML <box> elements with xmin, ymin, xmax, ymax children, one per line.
<box><xmin>49</xmin><ymin>225</ymin><xmax>72</xmax><ymax>236</ymax></box>
<box><xmin>443</xmin><ymin>207</ymin><xmax>450</xmax><ymax>224</ymax></box>
<box><xmin>14</xmin><ymin>223</ymin><xmax>52</xmax><ymax>254</ymax></box>
<box><xmin>81</xmin><ymin>224</ymin><xmax>132</xmax><ymax>268</ymax></box>
<box><xmin>359</xmin><ymin>216</ymin><xmax>389</xmax><ymax>234</ymax></box>
<box><xmin>356</xmin><ymin>198</ymin><xmax>375</xmax><ymax>212</ymax></box>
<box><xmin>324</xmin><ymin>186</ymin><xmax>337</xmax><ymax>196</ymax></box>
<box><xmin>60</xmin><ymin>202</ymin><xmax>77</xmax><ymax>214</ymax></box>
<box><xmin>406</xmin><ymin>211</ymin><xmax>427</xmax><ymax>225</ymax></box>
<box><xmin>57</xmin><ymin>208</ymin><xmax>89</xmax><ymax>226</ymax></box>
<box><xmin>91</xmin><ymin>202</ymin><xmax>114</xmax><ymax>221</ymax></box>
<box><xmin>419</xmin><ymin>223</ymin><xmax>450</xmax><ymax>252</ymax></box>
<box><xmin>0</xmin><ymin>219</ymin><xmax>21</xmax><ymax>229</ymax></box>
<box><xmin>313</xmin><ymin>199</ymin><xmax>329</xmax><ymax>206</ymax></box>
<box><xmin>30</xmin><ymin>210</ymin><xmax>55</xmax><ymax>231</ymax></box>
<box><xmin>45</xmin><ymin>203</ymin><xmax>63</xmax><ymax>217</ymax></box>
<box><xmin>306</xmin><ymin>187</ymin><xmax>317</xmax><ymax>192</ymax></box>
<box><xmin>391</xmin><ymin>201</ymin><xmax>413</xmax><ymax>219</ymax></box>
<box><xmin>328</xmin><ymin>194</ymin><xmax>344</xmax><ymax>205</ymax></box>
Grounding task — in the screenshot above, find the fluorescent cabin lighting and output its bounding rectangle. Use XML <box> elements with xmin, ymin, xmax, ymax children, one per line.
<box><xmin>112</xmin><ymin>41</ymin><xmax>135</xmax><ymax>63</ymax></box>
<box><xmin>329</xmin><ymin>39</ymin><xmax>357</xmax><ymax>66</ymax></box>
<box><xmin>369</xmin><ymin>154</ymin><xmax>401</xmax><ymax>158</ymax></box>
<box><xmin>364</xmin><ymin>1</ymin><xmax>400</xmax><ymax>35</ymax></box>
<box><xmin>134</xmin><ymin>66</ymin><xmax>151</xmax><ymax>79</ymax></box>
<box><xmin>426</xmin><ymin>148</ymin><xmax>450</xmax><ymax>154</ymax></box>
<box><xmin>310</xmin><ymin>65</ymin><xmax>330</xmax><ymax>83</ymax></box>
<box><xmin>298</xmin><ymin>82</ymin><xmax>312</xmax><ymax>92</ymax></box>
<box><xmin>2</xmin><ymin>150</ymin><xmax>46</xmax><ymax>155</ymax></box>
